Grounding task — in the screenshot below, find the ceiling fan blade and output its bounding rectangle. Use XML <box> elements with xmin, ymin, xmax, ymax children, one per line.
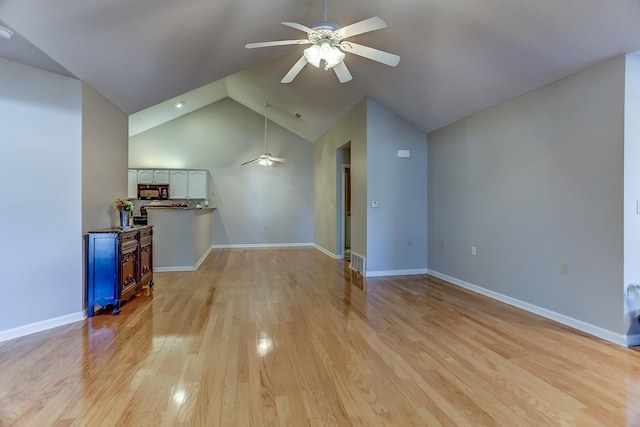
<box><xmin>339</xmin><ymin>41</ymin><xmax>400</xmax><ymax>67</ymax></box>
<box><xmin>245</xmin><ymin>39</ymin><xmax>311</xmax><ymax>49</ymax></box>
<box><xmin>281</xmin><ymin>21</ymin><xmax>317</xmax><ymax>35</ymax></box>
<box><xmin>241</xmin><ymin>158</ymin><xmax>260</xmax><ymax>165</ymax></box>
<box><xmin>335</xmin><ymin>16</ymin><xmax>387</xmax><ymax>39</ymax></box>
<box><xmin>269</xmin><ymin>157</ymin><xmax>287</xmax><ymax>163</ymax></box>
<box><xmin>333</xmin><ymin>61</ymin><xmax>353</xmax><ymax>83</ymax></box>
<box><xmin>281</xmin><ymin>55</ymin><xmax>308</xmax><ymax>83</ymax></box>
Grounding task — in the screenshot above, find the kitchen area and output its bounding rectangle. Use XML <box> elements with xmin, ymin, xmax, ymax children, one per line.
<box><xmin>128</xmin><ymin>168</ymin><xmax>216</xmax><ymax>271</ymax></box>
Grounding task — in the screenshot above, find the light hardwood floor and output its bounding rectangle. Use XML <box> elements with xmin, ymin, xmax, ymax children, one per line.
<box><xmin>2</xmin><ymin>248</ymin><xmax>640</xmax><ymax>426</ymax></box>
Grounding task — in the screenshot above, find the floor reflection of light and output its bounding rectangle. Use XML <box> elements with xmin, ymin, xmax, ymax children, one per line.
<box><xmin>256</xmin><ymin>335</ymin><xmax>273</xmax><ymax>357</ymax></box>
<box><xmin>172</xmin><ymin>388</ymin><xmax>186</xmax><ymax>405</ymax></box>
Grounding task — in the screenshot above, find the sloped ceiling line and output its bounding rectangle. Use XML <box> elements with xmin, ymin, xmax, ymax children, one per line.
<box><xmin>2</xmin><ymin>0</ymin><xmax>640</xmax><ymax>142</ymax></box>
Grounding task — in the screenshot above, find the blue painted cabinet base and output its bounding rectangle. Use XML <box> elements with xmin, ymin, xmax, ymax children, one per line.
<box><xmin>86</xmin><ymin>226</ymin><xmax>153</xmax><ymax>317</ymax></box>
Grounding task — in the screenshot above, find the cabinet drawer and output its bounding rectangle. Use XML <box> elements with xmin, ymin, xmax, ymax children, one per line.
<box><xmin>139</xmin><ymin>227</ymin><xmax>152</xmax><ymax>246</ymax></box>
<box><xmin>121</xmin><ymin>230</ymin><xmax>138</xmax><ymax>243</ymax></box>
<box><xmin>121</xmin><ymin>231</ymin><xmax>138</xmax><ymax>251</ymax></box>
<box><xmin>139</xmin><ymin>227</ymin><xmax>152</xmax><ymax>238</ymax></box>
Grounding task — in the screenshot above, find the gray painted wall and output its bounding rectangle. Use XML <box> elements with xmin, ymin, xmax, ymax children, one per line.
<box><xmin>428</xmin><ymin>55</ymin><xmax>625</xmax><ymax>336</ymax></box>
<box><xmin>314</xmin><ymin>99</ymin><xmax>367</xmax><ymax>257</ymax></box>
<box><xmin>366</xmin><ymin>98</ymin><xmax>428</xmax><ymax>274</ymax></box>
<box><xmin>0</xmin><ymin>58</ymin><xmax>84</xmax><ymax>333</ymax></box>
<box><xmin>81</xmin><ymin>82</ymin><xmax>129</xmax><ymax>319</ymax></box>
<box><xmin>129</xmin><ymin>98</ymin><xmax>313</xmax><ymax>246</ymax></box>
<box><xmin>313</xmin><ymin>97</ymin><xmax>428</xmax><ymax>274</ymax></box>
<box><xmin>82</xmin><ymin>83</ymin><xmax>129</xmax><ymax>234</ymax></box>
<box><xmin>624</xmin><ymin>54</ymin><xmax>640</xmax><ymax>335</ymax></box>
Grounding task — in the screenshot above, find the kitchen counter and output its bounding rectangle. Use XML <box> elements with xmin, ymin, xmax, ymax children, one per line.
<box><xmin>145</xmin><ymin>206</ymin><xmax>216</xmax><ymax>211</ymax></box>
<box><xmin>146</xmin><ymin>207</ymin><xmax>216</xmax><ymax>271</ymax></box>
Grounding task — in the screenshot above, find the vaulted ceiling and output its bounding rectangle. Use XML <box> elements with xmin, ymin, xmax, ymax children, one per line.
<box><xmin>2</xmin><ymin>0</ymin><xmax>640</xmax><ymax>142</ymax></box>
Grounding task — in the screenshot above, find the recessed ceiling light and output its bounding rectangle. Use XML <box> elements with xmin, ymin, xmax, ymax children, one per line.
<box><xmin>0</xmin><ymin>26</ymin><xmax>13</xmax><ymax>40</ymax></box>
<box><xmin>175</xmin><ymin>101</ymin><xmax>185</xmax><ymax>108</ymax></box>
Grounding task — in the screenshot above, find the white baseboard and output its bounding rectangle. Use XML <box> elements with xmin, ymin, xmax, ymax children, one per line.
<box><xmin>210</xmin><ymin>244</ymin><xmax>343</xmax><ymax>264</ymax></box>
<box><xmin>366</xmin><ymin>268</ymin><xmax>428</xmax><ymax>277</ymax></box>
<box><xmin>312</xmin><ymin>244</ymin><xmax>343</xmax><ymax>259</ymax></box>
<box><xmin>154</xmin><ymin>266</ymin><xmax>197</xmax><ymax>272</ymax></box>
<box><xmin>194</xmin><ymin>246</ymin><xmax>212</xmax><ymax>270</ymax></box>
<box><xmin>155</xmin><ymin>246</ymin><xmax>213</xmax><ymax>273</ymax></box>
<box><xmin>157</xmin><ymin>244</ymin><xmax>326</xmax><ymax>270</ymax></box>
<box><xmin>428</xmin><ymin>269</ymin><xmax>628</xmax><ymax>347</ymax></box>
<box><xmin>211</xmin><ymin>243</ymin><xmax>314</xmax><ymax>249</ymax></box>
<box><xmin>0</xmin><ymin>312</ymin><xmax>85</xmax><ymax>343</ymax></box>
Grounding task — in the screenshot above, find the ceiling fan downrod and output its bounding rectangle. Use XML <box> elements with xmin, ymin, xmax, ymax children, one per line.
<box><xmin>264</xmin><ymin>102</ymin><xmax>269</xmax><ymax>154</ymax></box>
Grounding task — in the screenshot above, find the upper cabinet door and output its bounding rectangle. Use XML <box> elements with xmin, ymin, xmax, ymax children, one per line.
<box><xmin>153</xmin><ymin>170</ymin><xmax>170</xmax><ymax>184</ymax></box>
<box><xmin>137</xmin><ymin>169</ymin><xmax>154</xmax><ymax>184</ymax></box>
<box><xmin>138</xmin><ymin>169</ymin><xmax>169</xmax><ymax>184</ymax></box>
<box><xmin>169</xmin><ymin>170</ymin><xmax>188</xmax><ymax>199</ymax></box>
<box><xmin>127</xmin><ymin>170</ymin><xmax>138</xmax><ymax>198</ymax></box>
<box><xmin>188</xmin><ymin>170</ymin><xmax>208</xmax><ymax>199</ymax></box>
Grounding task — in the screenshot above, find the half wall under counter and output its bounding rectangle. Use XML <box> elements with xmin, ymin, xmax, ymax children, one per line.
<box><xmin>146</xmin><ymin>207</ymin><xmax>215</xmax><ymax>271</ymax></box>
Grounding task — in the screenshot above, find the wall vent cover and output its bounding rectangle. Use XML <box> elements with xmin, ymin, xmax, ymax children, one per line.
<box><xmin>350</xmin><ymin>252</ymin><xmax>365</xmax><ymax>274</ymax></box>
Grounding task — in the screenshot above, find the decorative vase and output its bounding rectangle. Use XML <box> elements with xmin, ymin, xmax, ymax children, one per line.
<box><xmin>120</xmin><ymin>210</ymin><xmax>130</xmax><ymax>229</ymax></box>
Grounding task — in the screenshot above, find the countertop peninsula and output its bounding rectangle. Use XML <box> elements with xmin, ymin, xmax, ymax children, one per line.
<box><xmin>146</xmin><ymin>207</ymin><xmax>215</xmax><ymax>271</ymax></box>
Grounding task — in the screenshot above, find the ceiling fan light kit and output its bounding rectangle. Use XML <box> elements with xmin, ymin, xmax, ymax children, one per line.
<box><xmin>245</xmin><ymin>0</ymin><xmax>399</xmax><ymax>84</ymax></box>
<box><xmin>304</xmin><ymin>41</ymin><xmax>345</xmax><ymax>70</ymax></box>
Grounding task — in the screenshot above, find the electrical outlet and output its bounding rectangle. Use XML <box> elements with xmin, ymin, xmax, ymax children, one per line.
<box><xmin>561</xmin><ymin>263</ymin><xmax>569</xmax><ymax>274</ymax></box>
<box><xmin>471</xmin><ymin>246</ymin><xmax>477</xmax><ymax>256</ymax></box>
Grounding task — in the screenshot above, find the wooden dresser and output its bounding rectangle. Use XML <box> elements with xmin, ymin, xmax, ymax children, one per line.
<box><xmin>86</xmin><ymin>225</ymin><xmax>153</xmax><ymax>316</ymax></box>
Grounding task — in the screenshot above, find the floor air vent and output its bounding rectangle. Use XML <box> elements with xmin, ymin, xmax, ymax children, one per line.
<box><xmin>350</xmin><ymin>252</ymin><xmax>365</xmax><ymax>274</ymax></box>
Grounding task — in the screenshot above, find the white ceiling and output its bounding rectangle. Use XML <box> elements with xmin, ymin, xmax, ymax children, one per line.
<box><xmin>2</xmin><ymin>0</ymin><xmax>640</xmax><ymax>142</ymax></box>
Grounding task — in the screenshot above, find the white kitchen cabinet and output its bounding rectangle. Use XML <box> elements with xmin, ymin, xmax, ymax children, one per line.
<box><xmin>127</xmin><ymin>169</ymin><xmax>138</xmax><ymax>198</ymax></box>
<box><xmin>169</xmin><ymin>170</ymin><xmax>208</xmax><ymax>199</ymax></box>
<box><xmin>138</xmin><ymin>169</ymin><xmax>169</xmax><ymax>184</ymax></box>
<box><xmin>134</xmin><ymin>168</ymin><xmax>209</xmax><ymax>200</ymax></box>
<box><xmin>153</xmin><ymin>170</ymin><xmax>170</xmax><ymax>184</ymax></box>
<box><xmin>169</xmin><ymin>170</ymin><xmax>188</xmax><ymax>199</ymax></box>
<box><xmin>188</xmin><ymin>170</ymin><xmax>208</xmax><ymax>199</ymax></box>
<box><xmin>137</xmin><ymin>169</ymin><xmax>154</xmax><ymax>184</ymax></box>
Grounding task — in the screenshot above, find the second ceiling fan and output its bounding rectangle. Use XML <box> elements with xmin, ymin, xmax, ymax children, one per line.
<box><xmin>245</xmin><ymin>0</ymin><xmax>400</xmax><ymax>84</ymax></box>
<box><xmin>241</xmin><ymin>103</ymin><xmax>286</xmax><ymax>167</ymax></box>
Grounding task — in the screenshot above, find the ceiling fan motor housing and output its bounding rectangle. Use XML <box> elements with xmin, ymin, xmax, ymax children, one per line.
<box><xmin>308</xmin><ymin>25</ymin><xmax>342</xmax><ymax>46</ymax></box>
<box><xmin>311</xmin><ymin>20</ymin><xmax>339</xmax><ymax>31</ymax></box>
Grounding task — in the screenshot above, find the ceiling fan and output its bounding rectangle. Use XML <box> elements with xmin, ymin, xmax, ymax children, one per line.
<box><xmin>242</xmin><ymin>103</ymin><xmax>286</xmax><ymax>167</ymax></box>
<box><xmin>245</xmin><ymin>0</ymin><xmax>400</xmax><ymax>84</ymax></box>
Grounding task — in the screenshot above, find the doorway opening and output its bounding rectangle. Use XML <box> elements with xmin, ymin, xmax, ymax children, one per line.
<box><xmin>337</xmin><ymin>142</ymin><xmax>351</xmax><ymax>259</ymax></box>
<box><xmin>343</xmin><ymin>164</ymin><xmax>351</xmax><ymax>260</ymax></box>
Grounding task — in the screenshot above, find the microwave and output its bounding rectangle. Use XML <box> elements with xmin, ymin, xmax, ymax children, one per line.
<box><xmin>138</xmin><ymin>184</ymin><xmax>169</xmax><ymax>200</ymax></box>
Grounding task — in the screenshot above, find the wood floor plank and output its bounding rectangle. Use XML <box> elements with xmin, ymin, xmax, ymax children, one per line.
<box><xmin>2</xmin><ymin>247</ymin><xmax>640</xmax><ymax>426</ymax></box>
